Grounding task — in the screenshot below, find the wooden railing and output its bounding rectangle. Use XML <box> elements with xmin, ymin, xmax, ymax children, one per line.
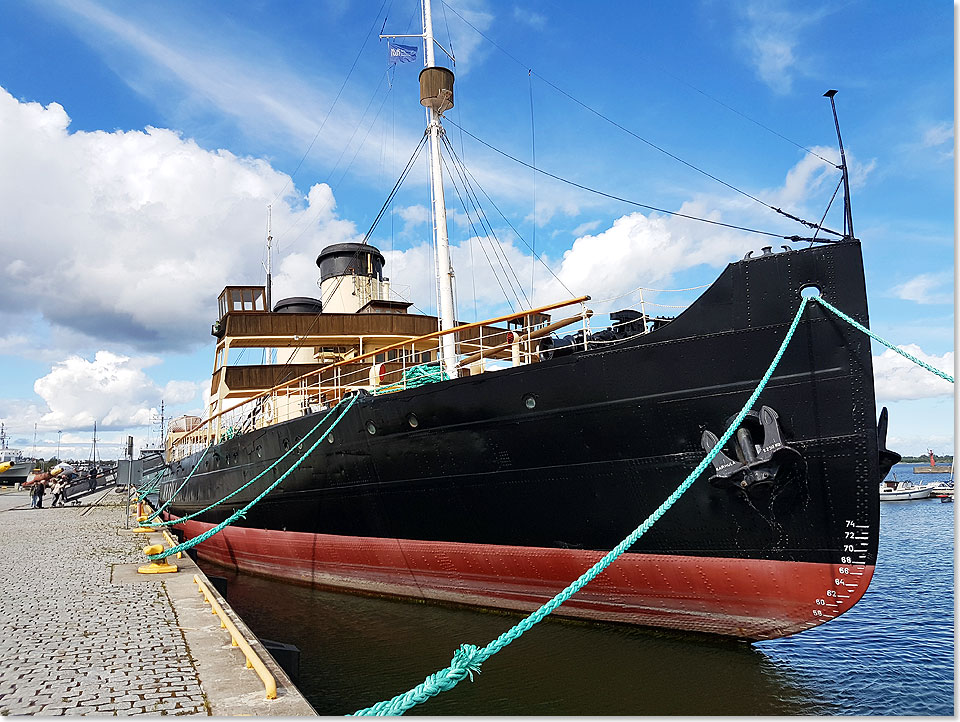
<box><xmin>169</xmin><ymin>296</ymin><xmax>590</xmax><ymax>460</ymax></box>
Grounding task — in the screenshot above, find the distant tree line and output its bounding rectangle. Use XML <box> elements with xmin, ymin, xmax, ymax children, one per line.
<box><xmin>900</xmin><ymin>454</ymin><xmax>953</xmax><ymax>464</ymax></box>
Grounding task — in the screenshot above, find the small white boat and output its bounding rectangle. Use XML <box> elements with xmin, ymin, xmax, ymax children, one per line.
<box><xmin>879</xmin><ymin>478</ymin><xmax>936</xmax><ymax>501</ymax></box>
<box><xmin>928</xmin><ymin>483</ymin><xmax>954</xmax><ymax>499</ymax></box>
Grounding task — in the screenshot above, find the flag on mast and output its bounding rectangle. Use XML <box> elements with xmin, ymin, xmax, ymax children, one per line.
<box><xmin>388</xmin><ymin>41</ymin><xmax>418</xmax><ymax>64</ymax></box>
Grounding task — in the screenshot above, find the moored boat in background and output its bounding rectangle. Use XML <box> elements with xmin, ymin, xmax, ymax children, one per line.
<box><xmin>879</xmin><ymin>477</ymin><xmax>935</xmax><ymax>501</ymax></box>
<box><xmin>0</xmin><ymin>423</ymin><xmax>36</xmax><ymax>487</ymax></box>
<box><xmin>928</xmin><ymin>482</ymin><xmax>954</xmax><ymax>499</ymax></box>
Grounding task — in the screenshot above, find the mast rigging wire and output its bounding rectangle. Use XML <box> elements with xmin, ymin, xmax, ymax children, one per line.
<box><xmin>321</xmin><ymin>133</ymin><xmax>430</xmax><ymax>309</ymax></box>
<box><xmin>275</xmin><ymin>72</ymin><xmax>394</xmax><ymax>254</ymax></box>
<box><xmin>264</xmin><ymin>134</ymin><xmax>429</xmax><ymax>389</ymax></box>
<box><xmin>436</xmin><ymin>0</ymin><xmax>843</xmax><ymax>238</ymax></box>
<box><xmin>270</xmin><ymin>0</ymin><xmax>392</xmax><ymax>207</ymax></box>
<box><xmin>445</xmin><ymin>151</ymin><xmax>531</xmax><ymax>309</ymax></box>
<box><xmin>811</xmin><ymin>176</ymin><xmax>844</xmax><ymax>247</ymax></box>
<box><xmin>528</xmin><ymin>69</ymin><xmax>537</xmax><ymax>302</ymax></box>
<box><xmin>444</xmin><ymin>119</ymin><xmax>808</xmax><ymax>242</ymax></box>
<box><xmin>440</xmin><ymin>134</ymin><xmax>578</xmax><ymax>299</ymax></box>
<box><xmin>662</xmin><ymin>72</ymin><xmax>838</xmax><ymax>166</ymax></box>
<box><xmin>439</xmin><ymin>146</ymin><xmax>525</xmax><ymax>310</ymax></box>
<box><xmin>593</xmin><ymin>282</ymin><xmax>711</xmax><ymax>305</ymax></box>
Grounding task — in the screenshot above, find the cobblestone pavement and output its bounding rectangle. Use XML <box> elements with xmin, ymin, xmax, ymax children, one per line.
<box><xmin>0</xmin><ymin>488</ymin><xmax>208</xmax><ymax>716</ymax></box>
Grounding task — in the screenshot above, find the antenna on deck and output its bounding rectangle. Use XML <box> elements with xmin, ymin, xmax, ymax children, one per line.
<box><xmin>823</xmin><ymin>90</ymin><xmax>854</xmax><ymax>241</ymax></box>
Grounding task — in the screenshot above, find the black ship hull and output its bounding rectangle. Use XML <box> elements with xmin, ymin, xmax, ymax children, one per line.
<box><xmin>160</xmin><ymin>241</ymin><xmax>881</xmax><ymax>640</ymax></box>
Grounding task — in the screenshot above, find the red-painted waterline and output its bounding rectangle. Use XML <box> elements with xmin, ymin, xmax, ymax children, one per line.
<box><xmin>171</xmin><ymin>516</ymin><xmax>872</xmax><ymax>641</ymax></box>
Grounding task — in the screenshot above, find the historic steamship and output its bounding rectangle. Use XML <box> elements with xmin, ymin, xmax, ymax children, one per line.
<box><xmin>157</xmin><ymin>1</ymin><xmax>889</xmax><ymax>641</ymax></box>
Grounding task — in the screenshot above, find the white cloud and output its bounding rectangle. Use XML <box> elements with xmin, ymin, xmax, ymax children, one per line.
<box><xmin>571</xmin><ymin>220</ymin><xmax>602</xmax><ymax>237</ymax></box>
<box><xmin>394</xmin><ymin>204</ymin><xmax>431</xmax><ymax>233</ymax></box>
<box><xmin>381</xmin><ymin>145</ymin><xmax>864</xmax><ymax>320</ymax></box>
<box><xmin>0</xmin><ymin>86</ymin><xmax>359</xmax><ymax>352</ymax></box>
<box><xmin>887</xmin><ymin>431</ymin><xmax>954</xmax><ymax>458</ymax></box>
<box><xmin>873</xmin><ymin>345</ymin><xmax>954</xmax><ymax>402</ymax></box>
<box><xmin>736</xmin><ymin>1</ymin><xmax>828</xmax><ymax>94</ymax></box>
<box><xmin>41</xmin><ymin>0</ymin><xmax>426</xmax><ymax>187</ymax></box>
<box><xmin>32</xmin><ymin>351</ymin><xmax>201</xmax><ymax>431</ymax></box>
<box><xmin>441</xmin><ymin>1</ymin><xmax>495</xmax><ymax>72</ymax></box>
<box><xmin>512</xmin><ymin>7</ymin><xmax>546</xmax><ymax>29</ymax></box>
<box><xmin>921</xmin><ymin>121</ymin><xmax>953</xmax><ymax>149</ymax></box>
<box><xmin>892</xmin><ymin>272</ymin><xmax>953</xmax><ymax>305</ymax></box>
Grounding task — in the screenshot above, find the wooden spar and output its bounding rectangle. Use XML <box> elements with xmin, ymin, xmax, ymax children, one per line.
<box><xmin>457</xmin><ymin>311</ymin><xmax>592</xmax><ymax>368</ymax></box>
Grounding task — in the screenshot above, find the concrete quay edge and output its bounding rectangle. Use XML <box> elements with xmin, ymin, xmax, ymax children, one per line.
<box><xmin>0</xmin><ymin>486</ymin><xmax>317</xmax><ymax>716</ymax></box>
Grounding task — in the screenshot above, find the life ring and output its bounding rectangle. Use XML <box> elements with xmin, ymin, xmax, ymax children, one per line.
<box><xmin>369</xmin><ymin>362</ymin><xmax>386</xmax><ymax>387</ymax></box>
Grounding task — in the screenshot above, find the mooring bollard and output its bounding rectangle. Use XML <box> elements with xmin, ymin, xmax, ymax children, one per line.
<box><xmin>138</xmin><ymin>543</ymin><xmax>178</xmax><ymax>574</ymax></box>
<box><xmin>132</xmin><ymin>515</ymin><xmax>156</xmax><ymax>533</ymax></box>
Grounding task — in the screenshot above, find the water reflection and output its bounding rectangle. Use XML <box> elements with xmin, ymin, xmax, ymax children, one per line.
<box><xmin>200</xmin><ymin>564</ymin><xmax>820</xmax><ymax>715</ymax></box>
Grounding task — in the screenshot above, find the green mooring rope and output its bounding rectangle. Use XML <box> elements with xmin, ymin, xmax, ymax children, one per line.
<box><xmin>133</xmin><ymin>468</ymin><xmax>166</xmax><ymax>498</ymax></box>
<box><xmin>374</xmin><ymin>363</ymin><xmax>450</xmax><ymax>395</ymax></box>
<box><xmin>811</xmin><ymin>295</ymin><xmax>954</xmax><ymax>384</ymax></box>
<box><xmin>142</xmin><ymin>444</ymin><xmax>212</xmax><ymax>523</ymax></box>
<box><xmin>147</xmin><ymin>394</ymin><xmax>358</xmax><ymax>560</ymax></box>
<box><xmin>351</xmin><ymin>296</ymin><xmax>813</xmax><ymax>716</ymax></box>
<box><xmin>147</xmin><ymin>396</ymin><xmax>354</xmax><ymax>530</ymax></box>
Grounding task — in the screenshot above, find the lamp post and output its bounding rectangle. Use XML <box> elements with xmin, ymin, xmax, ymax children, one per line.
<box><xmin>57</xmin><ymin>430</ymin><xmax>62</xmax><ymax>461</ymax></box>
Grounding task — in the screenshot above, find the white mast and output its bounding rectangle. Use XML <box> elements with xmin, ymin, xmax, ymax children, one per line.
<box><xmin>380</xmin><ymin>0</ymin><xmax>457</xmax><ymax>377</ymax></box>
<box><xmin>421</xmin><ymin>0</ymin><xmax>457</xmax><ymax>377</ymax></box>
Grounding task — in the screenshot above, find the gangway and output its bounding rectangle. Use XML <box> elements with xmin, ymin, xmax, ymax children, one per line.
<box><xmin>62</xmin><ymin>467</ymin><xmax>120</xmax><ymax>504</ymax></box>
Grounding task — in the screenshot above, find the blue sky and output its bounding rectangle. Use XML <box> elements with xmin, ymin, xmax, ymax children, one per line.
<box><xmin>0</xmin><ymin>0</ymin><xmax>953</xmax><ymax>460</ymax></box>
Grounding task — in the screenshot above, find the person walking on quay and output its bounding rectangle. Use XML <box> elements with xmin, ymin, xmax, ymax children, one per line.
<box><xmin>31</xmin><ymin>479</ymin><xmax>46</xmax><ymax>509</ymax></box>
<box><xmin>49</xmin><ymin>477</ymin><xmax>65</xmax><ymax>508</ymax></box>
<box><xmin>88</xmin><ymin>466</ymin><xmax>98</xmax><ymax>492</ymax></box>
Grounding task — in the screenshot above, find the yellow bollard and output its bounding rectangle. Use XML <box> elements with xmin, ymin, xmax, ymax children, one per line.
<box><xmin>131</xmin><ymin>512</ymin><xmax>156</xmax><ymax>533</ymax></box>
<box><xmin>138</xmin><ymin>544</ymin><xmax>178</xmax><ymax>574</ymax></box>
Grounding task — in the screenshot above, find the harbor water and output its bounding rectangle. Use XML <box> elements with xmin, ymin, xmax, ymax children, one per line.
<box><xmin>197</xmin><ymin>462</ymin><xmax>954</xmax><ymax>715</ymax></box>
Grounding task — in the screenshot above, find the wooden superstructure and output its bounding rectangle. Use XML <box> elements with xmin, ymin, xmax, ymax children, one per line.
<box><xmin>165</xmin><ymin>244</ymin><xmax>591</xmax><ymax>461</ymax></box>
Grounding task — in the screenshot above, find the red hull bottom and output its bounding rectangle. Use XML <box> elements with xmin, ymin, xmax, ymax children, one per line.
<box><xmin>173</xmin><ymin>517</ymin><xmax>873</xmax><ymax>641</ymax></box>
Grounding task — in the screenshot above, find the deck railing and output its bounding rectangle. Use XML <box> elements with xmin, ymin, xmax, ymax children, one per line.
<box><xmin>168</xmin><ymin>296</ymin><xmax>590</xmax><ymax>460</ymax></box>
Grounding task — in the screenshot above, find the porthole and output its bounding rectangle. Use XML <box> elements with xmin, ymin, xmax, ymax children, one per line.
<box><xmin>800</xmin><ymin>284</ymin><xmax>822</xmax><ymax>299</ymax></box>
<box><xmin>407</xmin><ymin>413</ymin><xmax>419</xmax><ymax>428</ymax></box>
<box><xmin>523</xmin><ymin>394</ymin><xmax>537</xmax><ymax>409</ymax></box>
<box><xmin>366</xmin><ymin>421</ymin><xmax>377</xmax><ymax>435</ymax></box>
<box><xmin>255</xmin><ymin>445</ymin><xmax>263</xmax><ymax>458</ymax></box>
<box><xmin>281</xmin><ymin>438</ymin><xmax>289</xmax><ymax>451</ymax></box>
<box><xmin>327</xmin><ymin>434</ymin><xmax>335</xmax><ymax>444</ymax></box>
